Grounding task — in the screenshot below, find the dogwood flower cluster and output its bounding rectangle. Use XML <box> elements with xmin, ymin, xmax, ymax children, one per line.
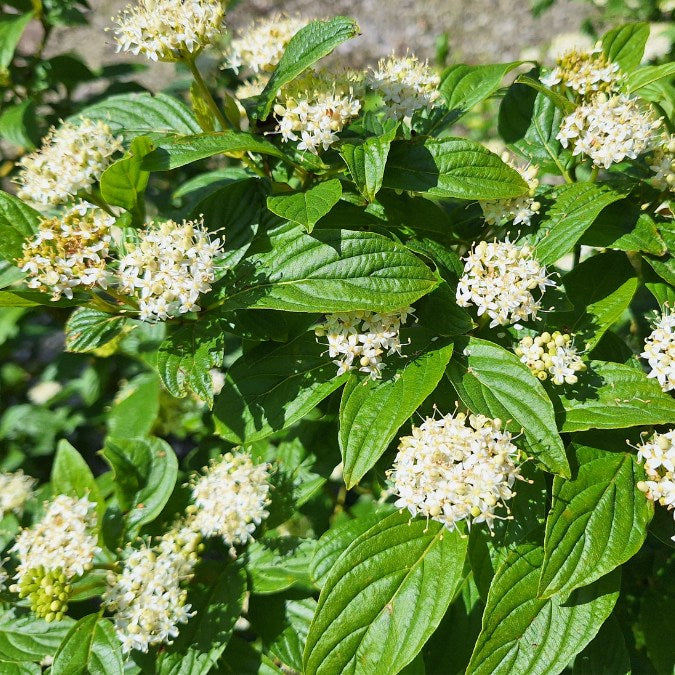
<box><xmin>236</xmin><ymin>73</ymin><xmax>269</xmax><ymax>99</ymax></box>
<box><xmin>641</xmin><ymin>310</ymin><xmax>675</xmax><ymax>392</ymax></box>
<box><xmin>0</xmin><ymin>470</ymin><xmax>36</xmax><ymax>517</ymax></box>
<box><xmin>103</xmin><ymin>525</ymin><xmax>202</xmax><ymax>653</ymax></box>
<box><xmin>456</xmin><ymin>239</ymin><xmax>554</xmax><ymax>327</ymax></box>
<box><xmin>479</xmin><ymin>156</ymin><xmax>541</xmax><ymax>227</ymax></box>
<box><xmin>650</xmin><ymin>134</ymin><xmax>675</xmax><ymax>192</ymax></box>
<box><xmin>117</xmin><ymin>218</ymin><xmax>221</xmax><ymax>321</ymax></box>
<box><xmin>227</xmin><ymin>14</ymin><xmax>306</xmax><ymax>73</ymax></box>
<box><xmin>16</xmin><ymin>119</ymin><xmax>122</xmax><ymax>207</ymax></box>
<box><xmin>18</xmin><ymin>205</ymin><xmax>113</xmax><ymax>301</ymax></box>
<box><xmin>540</xmin><ymin>48</ymin><xmax>621</xmax><ymax>96</ymax></box>
<box><xmin>515</xmin><ymin>331</ymin><xmax>586</xmax><ymax>385</ymax></box>
<box><xmin>636</xmin><ymin>430</ymin><xmax>675</xmax><ymax>541</ymax></box>
<box><xmin>557</xmin><ymin>94</ymin><xmax>661</xmax><ymax>169</ymax></box>
<box><xmin>390</xmin><ymin>411</ymin><xmax>521</xmax><ymax>532</ymax></box>
<box><xmin>274</xmin><ymin>69</ymin><xmax>363</xmax><ymax>153</ymax></box>
<box><xmin>314</xmin><ymin>308</ymin><xmax>414</xmax><ymax>379</ymax></box>
<box><xmin>111</xmin><ymin>0</ymin><xmax>227</xmax><ymax>62</ymax></box>
<box><xmin>190</xmin><ymin>452</ymin><xmax>271</xmax><ymax>549</ymax></box>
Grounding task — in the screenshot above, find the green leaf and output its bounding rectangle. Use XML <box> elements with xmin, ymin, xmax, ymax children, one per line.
<box><xmin>339</xmin><ymin>337</ymin><xmax>454</xmax><ymax>488</ymax></box>
<box><xmin>304</xmin><ymin>511</ymin><xmax>468</xmax><ymax>675</ymax></box>
<box><xmin>627</xmin><ymin>62</ymin><xmax>675</xmax><ymax>93</ymax></box>
<box><xmin>0</xmin><ymin>99</ymin><xmax>39</xmax><ymax>149</ymax></box>
<box><xmin>538</xmin><ymin>445</ymin><xmax>652</xmax><ymax>598</ymax></box>
<box><xmin>213</xmin><ymin>331</ymin><xmax>348</xmax><ymax>444</ymax></box>
<box><xmin>0</xmin><ymin>191</ymin><xmax>39</xmax><ymax>262</ymax></box>
<box><xmin>100</xmin><ymin>436</ymin><xmax>178</xmax><ymax>537</ymax></box>
<box><xmin>572</xmin><ymin>615</ymin><xmax>631</xmax><ymax>675</ymax></box>
<box><xmin>74</xmin><ymin>93</ymin><xmax>201</xmax><ymax>139</ymax></box>
<box><xmin>256</xmin><ymin>17</ymin><xmax>360</xmax><ymax>119</ymax></box>
<box><xmin>601</xmin><ymin>22</ymin><xmax>650</xmax><ymax>71</ymax></box>
<box><xmin>52</xmin><ymin>440</ymin><xmax>103</xmax><ymax>514</ymax></box>
<box><xmin>51</xmin><ymin>614</ymin><xmax>123</xmax><ymax>675</ymax></box>
<box><xmin>556</xmin><ymin>359</ymin><xmax>675</xmax><ymax>432</ymax></box>
<box><xmin>466</xmin><ymin>544</ymin><xmax>620</xmax><ymax>675</ymax></box>
<box><xmin>382</xmin><ymin>137</ymin><xmax>529</xmax><ymax>200</ymax></box>
<box><xmin>0</xmin><ymin>11</ymin><xmax>32</xmax><ymax>70</ymax></box>
<box><xmin>340</xmin><ymin>129</ymin><xmax>396</xmax><ymax>202</ymax></box>
<box><xmin>215</xmin><ymin>222</ymin><xmax>438</xmax><ymax>313</ymax></box>
<box><xmin>531</xmin><ymin>183</ymin><xmax>626</xmax><ymax>265</ymax></box>
<box><xmin>513</xmin><ymin>74</ymin><xmax>576</xmax><ymax>113</ymax></box>
<box><xmin>107</xmin><ymin>373</ymin><xmax>160</xmax><ymax>439</ymax></box>
<box><xmin>141</xmin><ymin>131</ymin><xmax>287</xmax><ymax>171</ymax></box>
<box><xmin>447</xmin><ymin>337</ymin><xmax>569</xmax><ymax>477</ymax></box>
<box><xmin>64</xmin><ymin>308</ymin><xmax>127</xmax><ymax>353</ymax></box>
<box><xmin>267</xmin><ymin>179</ymin><xmax>342</xmax><ymax>233</ymax></box>
<box><xmin>246</xmin><ymin>536</ymin><xmax>316</xmax><ymax>594</ymax></box>
<box><xmin>0</xmin><ymin>661</ymin><xmax>40</xmax><ymax>675</ymax></box>
<box><xmin>266</xmin><ymin>598</ymin><xmax>316</xmax><ymax>673</ymax></box>
<box><xmin>0</xmin><ymin>616</ymin><xmax>74</xmax><ymax>662</ymax></box>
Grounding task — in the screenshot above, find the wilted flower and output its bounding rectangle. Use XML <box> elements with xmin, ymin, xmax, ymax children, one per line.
<box><xmin>540</xmin><ymin>48</ymin><xmax>621</xmax><ymax>96</ymax></box>
<box><xmin>642</xmin><ymin>310</ymin><xmax>675</xmax><ymax>392</ymax></box>
<box><xmin>0</xmin><ymin>470</ymin><xmax>36</xmax><ymax>518</ymax></box>
<box><xmin>515</xmin><ymin>331</ymin><xmax>586</xmax><ymax>385</ymax></box>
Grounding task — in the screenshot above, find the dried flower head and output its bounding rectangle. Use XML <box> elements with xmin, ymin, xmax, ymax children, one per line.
<box><xmin>515</xmin><ymin>331</ymin><xmax>586</xmax><ymax>385</ymax></box>
<box><xmin>541</xmin><ymin>48</ymin><xmax>621</xmax><ymax>96</ymax></box>
<box><xmin>0</xmin><ymin>470</ymin><xmax>36</xmax><ymax>518</ymax></box>
<box><xmin>111</xmin><ymin>0</ymin><xmax>227</xmax><ymax>62</ymax></box>
<box><xmin>314</xmin><ymin>308</ymin><xmax>414</xmax><ymax>380</ymax></box>
<box><xmin>649</xmin><ymin>134</ymin><xmax>675</xmax><ymax>192</ymax></box>
<box><xmin>389</xmin><ymin>411</ymin><xmax>521</xmax><ymax>532</ymax></box>
<box><xmin>190</xmin><ymin>452</ymin><xmax>270</xmax><ymax>549</ymax></box>
<box><xmin>456</xmin><ymin>239</ymin><xmax>554</xmax><ymax>327</ymax></box>
<box><xmin>117</xmin><ymin>218</ymin><xmax>221</xmax><ymax>322</ymax></box>
<box><xmin>557</xmin><ymin>94</ymin><xmax>661</xmax><ymax>169</ymax></box>
<box><xmin>16</xmin><ymin>119</ymin><xmax>122</xmax><ymax>207</ymax></box>
<box><xmin>19</xmin><ymin>205</ymin><xmax>113</xmax><ymax>301</ymax></box>
<box><xmin>366</xmin><ymin>53</ymin><xmax>440</xmax><ymax>122</ymax></box>
<box><xmin>641</xmin><ymin>310</ymin><xmax>675</xmax><ymax>392</ymax></box>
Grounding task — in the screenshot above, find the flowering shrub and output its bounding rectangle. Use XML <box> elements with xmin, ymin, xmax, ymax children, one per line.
<box><xmin>0</xmin><ymin>2</ymin><xmax>674</xmax><ymax>673</ymax></box>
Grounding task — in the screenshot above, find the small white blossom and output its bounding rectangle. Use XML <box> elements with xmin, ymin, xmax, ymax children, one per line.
<box><xmin>111</xmin><ymin>0</ymin><xmax>226</xmax><ymax>62</ymax></box>
<box><xmin>557</xmin><ymin>94</ymin><xmax>662</xmax><ymax>169</ymax></box>
<box><xmin>27</xmin><ymin>381</ymin><xmax>63</xmax><ymax>405</ymax></box>
<box><xmin>366</xmin><ymin>53</ymin><xmax>440</xmax><ymax>122</ymax></box>
<box><xmin>0</xmin><ymin>470</ymin><xmax>36</xmax><ymax>518</ymax></box>
<box><xmin>236</xmin><ymin>73</ymin><xmax>269</xmax><ymax>99</ymax></box>
<box><xmin>642</xmin><ymin>310</ymin><xmax>675</xmax><ymax>392</ymax></box>
<box><xmin>540</xmin><ymin>48</ymin><xmax>621</xmax><ymax>96</ymax></box>
<box><xmin>16</xmin><ymin>119</ymin><xmax>122</xmax><ymax>207</ymax></box>
<box><xmin>191</xmin><ymin>452</ymin><xmax>270</xmax><ymax>548</ymax></box>
<box><xmin>117</xmin><ymin>218</ymin><xmax>221</xmax><ymax>322</ymax></box>
<box><xmin>389</xmin><ymin>411</ymin><xmax>521</xmax><ymax>532</ymax></box>
<box><xmin>643</xmin><ymin>23</ymin><xmax>673</xmax><ymax>63</ymax></box>
<box><xmin>649</xmin><ymin>134</ymin><xmax>675</xmax><ymax>192</ymax></box>
<box><xmin>12</xmin><ymin>495</ymin><xmax>99</xmax><ymax>582</ymax></box>
<box><xmin>456</xmin><ymin>239</ymin><xmax>554</xmax><ymax>327</ymax></box>
<box><xmin>314</xmin><ymin>308</ymin><xmax>414</xmax><ymax>380</ymax></box>
<box><xmin>515</xmin><ymin>331</ymin><xmax>586</xmax><ymax>385</ymax></box>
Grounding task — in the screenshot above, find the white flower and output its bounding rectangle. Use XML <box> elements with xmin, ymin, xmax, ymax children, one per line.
<box><xmin>649</xmin><ymin>134</ymin><xmax>675</xmax><ymax>192</ymax></box>
<box><xmin>389</xmin><ymin>411</ymin><xmax>521</xmax><ymax>532</ymax></box>
<box><xmin>541</xmin><ymin>48</ymin><xmax>621</xmax><ymax>96</ymax></box>
<box><xmin>515</xmin><ymin>331</ymin><xmax>586</xmax><ymax>385</ymax></box>
<box><xmin>636</xmin><ymin>430</ymin><xmax>675</xmax><ymax>541</ymax></box>
<box><xmin>111</xmin><ymin>0</ymin><xmax>227</xmax><ymax>62</ymax></box>
<box><xmin>227</xmin><ymin>14</ymin><xmax>307</xmax><ymax>73</ymax></box>
<box><xmin>16</xmin><ymin>119</ymin><xmax>122</xmax><ymax>207</ymax></box>
<box><xmin>191</xmin><ymin>452</ymin><xmax>270</xmax><ymax>548</ymax></box>
<box><xmin>117</xmin><ymin>218</ymin><xmax>221</xmax><ymax>322</ymax></box>
<box><xmin>236</xmin><ymin>73</ymin><xmax>269</xmax><ymax>99</ymax></box>
<box><xmin>366</xmin><ymin>53</ymin><xmax>440</xmax><ymax>122</ymax></box>
<box><xmin>642</xmin><ymin>310</ymin><xmax>675</xmax><ymax>392</ymax></box>
<box><xmin>0</xmin><ymin>470</ymin><xmax>35</xmax><ymax>518</ymax></box>
<box><xmin>315</xmin><ymin>308</ymin><xmax>414</xmax><ymax>380</ymax></box>
<box><xmin>643</xmin><ymin>23</ymin><xmax>673</xmax><ymax>63</ymax></box>
<box><xmin>18</xmin><ymin>204</ymin><xmax>113</xmax><ymax>301</ymax></box>
<box><xmin>557</xmin><ymin>94</ymin><xmax>661</xmax><ymax>169</ymax></box>
<box><xmin>456</xmin><ymin>239</ymin><xmax>554</xmax><ymax>327</ymax></box>
<box><xmin>27</xmin><ymin>381</ymin><xmax>63</xmax><ymax>405</ymax></box>
<box><xmin>479</xmin><ymin>155</ymin><xmax>541</xmax><ymax>227</ymax></box>
<box><xmin>12</xmin><ymin>495</ymin><xmax>99</xmax><ymax>582</ymax></box>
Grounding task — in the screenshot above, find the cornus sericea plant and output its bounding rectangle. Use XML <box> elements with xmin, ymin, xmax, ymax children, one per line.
<box><xmin>0</xmin><ymin>5</ymin><xmax>673</xmax><ymax>674</ymax></box>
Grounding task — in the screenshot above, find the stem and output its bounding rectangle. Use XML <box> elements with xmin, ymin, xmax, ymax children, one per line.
<box><xmin>185</xmin><ymin>54</ymin><xmax>229</xmax><ymax>131</ymax></box>
<box><xmin>589</xmin><ymin>165</ymin><xmax>599</xmax><ymax>183</ymax></box>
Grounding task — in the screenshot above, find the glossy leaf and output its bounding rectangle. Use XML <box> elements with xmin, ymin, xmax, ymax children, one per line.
<box><xmin>107</xmin><ymin>373</ymin><xmax>160</xmax><ymax>439</ymax></box>
<box><xmin>0</xmin><ymin>616</ymin><xmax>74</xmax><ymax>662</ymax></box>
<box><xmin>267</xmin><ymin>179</ymin><xmax>342</xmax><ymax>232</ymax></box>
<box><xmin>52</xmin><ymin>440</ymin><xmax>103</xmax><ymax>516</ymax></box>
<box><xmin>340</xmin><ymin>129</ymin><xmax>396</xmax><ymax>202</ymax></box>
<box><xmin>246</xmin><ymin>536</ymin><xmax>316</xmax><ymax>594</ymax></box>
<box><xmin>0</xmin><ymin>12</ymin><xmax>32</xmax><ymax>70</ymax></box>
<box><xmin>0</xmin><ymin>191</ymin><xmax>39</xmax><ymax>262</ymax></box>
<box><xmin>601</xmin><ymin>22</ymin><xmax>649</xmax><ymax>71</ymax></box>
<box><xmin>65</xmin><ymin>308</ymin><xmax>127</xmax><ymax>353</ymax></box>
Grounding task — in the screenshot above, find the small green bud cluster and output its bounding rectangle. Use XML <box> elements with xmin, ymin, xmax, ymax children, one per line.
<box><xmin>515</xmin><ymin>331</ymin><xmax>586</xmax><ymax>385</ymax></box>
<box><xmin>14</xmin><ymin>567</ymin><xmax>72</xmax><ymax>622</ymax></box>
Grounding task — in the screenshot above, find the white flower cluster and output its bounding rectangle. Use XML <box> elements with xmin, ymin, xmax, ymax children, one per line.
<box><xmin>456</xmin><ymin>239</ymin><xmax>554</xmax><ymax>327</ymax></box>
<box><xmin>515</xmin><ymin>331</ymin><xmax>586</xmax><ymax>385</ymax></box>
<box><xmin>636</xmin><ymin>430</ymin><xmax>675</xmax><ymax>541</ymax></box>
<box><xmin>366</xmin><ymin>53</ymin><xmax>440</xmax><ymax>122</ymax></box>
<box><xmin>641</xmin><ymin>310</ymin><xmax>675</xmax><ymax>392</ymax></box>
<box><xmin>236</xmin><ymin>73</ymin><xmax>269</xmax><ymax>99</ymax></box>
<box><xmin>390</xmin><ymin>412</ymin><xmax>521</xmax><ymax>532</ymax></box>
<box><xmin>111</xmin><ymin>0</ymin><xmax>227</xmax><ymax>62</ymax></box>
<box><xmin>274</xmin><ymin>70</ymin><xmax>363</xmax><ymax>153</ymax></box>
<box><xmin>227</xmin><ymin>14</ymin><xmax>306</xmax><ymax>73</ymax></box>
<box><xmin>16</xmin><ymin>119</ymin><xmax>122</xmax><ymax>207</ymax></box>
<box><xmin>19</xmin><ymin>205</ymin><xmax>113</xmax><ymax>301</ymax></box>
<box><xmin>117</xmin><ymin>218</ymin><xmax>221</xmax><ymax>321</ymax></box>
<box><xmin>104</xmin><ymin>525</ymin><xmax>201</xmax><ymax>653</ymax></box>
<box><xmin>191</xmin><ymin>452</ymin><xmax>270</xmax><ymax>549</ymax></box>
<box><xmin>11</xmin><ymin>495</ymin><xmax>99</xmax><ymax>583</ymax></box>
<box><xmin>479</xmin><ymin>156</ymin><xmax>541</xmax><ymax>227</ymax></box>
<box><xmin>650</xmin><ymin>135</ymin><xmax>675</xmax><ymax>192</ymax></box>
<box><xmin>540</xmin><ymin>48</ymin><xmax>621</xmax><ymax>96</ymax></box>
<box><xmin>557</xmin><ymin>94</ymin><xmax>661</xmax><ymax>169</ymax></box>
<box><xmin>314</xmin><ymin>308</ymin><xmax>414</xmax><ymax>380</ymax></box>
<box><xmin>0</xmin><ymin>470</ymin><xmax>35</xmax><ymax>518</ymax></box>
